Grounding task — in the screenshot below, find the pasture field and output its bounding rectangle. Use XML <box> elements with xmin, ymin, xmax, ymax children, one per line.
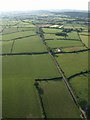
<box><xmin>39</xmin><ymin>81</ymin><xmax>80</xmax><ymax>118</ymax></box>
<box><xmin>79</xmin><ymin>32</ymin><xmax>89</xmax><ymax>36</ymax></box>
<box><xmin>13</xmin><ymin>36</ymin><xmax>47</xmax><ymax>53</ymax></box>
<box><xmin>2</xmin><ymin>54</ymin><xmax>60</xmax><ymax>78</ymax></box>
<box><xmin>67</xmin><ymin>32</ymin><xmax>79</xmax><ymax>40</ymax></box>
<box><xmin>73</xmin><ymin>23</ymin><xmax>86</xmax><ymax>29</ymax></box>
<box><xmin>2</xmin><ymin>54</ymin><xmax>60</xmax><ymax>118</ymax></box>
<box><xmin>61</xmin><ymin>46</ymin><xmax>87</xmax><ymax>52</ymax></box>
<box><xmin>18</xmin><ymin>27</ymin><xmax>36</xmax><ymax>32</ymax></box>
<box><xmin>56</xmin><ymin>52</ymin><xmax>88</xmax><ymax>78</ymax></box>
<box><xmin>44</xmin><ymin>33</ymin><xmax>64</xmax><ymax>40</ymax></box>
<box><xmin>73</xmin><ymin>23</ymin><xmax>82</xmax><ymax>28</ymax></box>
<box><xmin>64</xmin><ymin>24</ymin><xmax>74</xmax><ymax>29</ymax></box>
<box><xmin>79</xmin><ymin>34</ymin><xmax>88</xmax><ymax>48</ymax></box>
<box><xmin>2</xmin><ymin>19</ymin><xmax>18</xmax><ymax>26</ymax></box>
<box><xmin>0</xmin><ymin>35</ymin><xmax>2</xmax><ymax>40</ymax></box>
<box><xmin>17</xmin><ymin>21</ymin><xmax>35</xmax><ymax>28</ymax></box>
<box><xmin>1</xmin><ymin>41</ymin><xmax>13</xmax><ymax>54</ymax></box>
<box><xmin>69</xmin><ymin>73</ymin><xmax>89</xmax><ymax>109</ymax></box>
<box><xmin>2</xmin><ymin>31</ymin><xmax>36</xmax><ymax>41</ymax></box>
<box><xmin>44</xmin><ymin>31</ymin><xmax>80</xmax><ymax>40</ymax></box>
<box><xmin>2</xmin><ymin>27</ymin><xmax>18</xmax><ymax>35</ymax></box>
<box><xmin>2</xmin><ymin>26</ymin><xmax>36</xmax><ymax>35</ymax></box>
<box><xmin>46</xmin><ymin>40</ymin><xmax>83</xmax><ymax>48</ymax></box>
<box><xmin>42</xmin><ymin>28</ymin><xmax>62</xmax><ymax>34</ymax></box>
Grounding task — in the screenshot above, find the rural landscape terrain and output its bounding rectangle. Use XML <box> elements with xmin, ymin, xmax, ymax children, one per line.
<box><xmin>0</xmin><ymin>10</ymin><xmax>89</xmax><ymax>119</ymax></box>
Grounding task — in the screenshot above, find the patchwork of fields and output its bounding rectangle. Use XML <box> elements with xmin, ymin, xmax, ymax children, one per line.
<box><xmin>1</xmin><ymin>17</ymin><xmax>89</xmax><ymax>119</ymax></box>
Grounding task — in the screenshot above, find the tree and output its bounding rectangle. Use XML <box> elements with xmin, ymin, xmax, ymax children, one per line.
<box><xmin>55</xmin><ymin>32</ymin><xmax>68</xmax><ymax>38</ymax></box>
<box><xmin>34</xmin><ymin>81</ymin><xmax>39</xmax><ymax>88</ymax></box>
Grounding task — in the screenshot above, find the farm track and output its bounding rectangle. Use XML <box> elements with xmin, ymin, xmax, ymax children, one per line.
<box><xmin>38</xmin><ymin>26</ymin><xmax>87</xmax><ymax>120</ymax></box>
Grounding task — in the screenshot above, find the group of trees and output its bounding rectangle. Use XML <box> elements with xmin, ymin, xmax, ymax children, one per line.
<box><xmin>62</xmin><ymin>28</ymin><xmax>83</xmax><ymax>33</ymax></box>
<box><xmin>62</xmin><ymin>28</ymin><xmax>73</xmax><ymax>33</ymax></box>
<box><xmin>55</xmin><ymin>27</ymin><xmax>83</xmax><ymax>38</ymax></box>
<box><xmin>55</xmin><ymin>32</ymin><xmax>68</xmax><ymax>38</ymax></box>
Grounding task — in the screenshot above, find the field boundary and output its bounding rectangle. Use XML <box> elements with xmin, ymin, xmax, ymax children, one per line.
<box><xmin>35</xmin><ymin>76</ymin><xmax>62</xmax><ymax>81</ymax></box>
<box><xmin>68</xmin><ymin>70</ymin><xmax>90</xmax><ymax>80</ymax></box>
<box><xmin>45</xmin><ymin>38</ymin><xmax>80</xmax><ymax>41</ymax></box>
<box><xmin>1</xmin><ymin>34</ymin><xmax>36</xmax><ymax>41</ymax></box>
<box><xmin>34</xmin><ymin>82</ymin><xmax>47</xmax><ymax>119</ymax></box>
<box><xmin>55</xmin><ymin>48</ymin><xmax>90</xmax><ymax>54</ymax></box>
<box><xmin>0</xmin><ymin>52</ymin><xmax>48</xmax><ymax>56</ymax></box>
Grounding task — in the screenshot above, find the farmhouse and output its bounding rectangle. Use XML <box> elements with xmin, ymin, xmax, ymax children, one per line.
<box><xmin>56</xmin><ymin>48</ymin><xmax>61</xmax><ymax>52</ymax></box>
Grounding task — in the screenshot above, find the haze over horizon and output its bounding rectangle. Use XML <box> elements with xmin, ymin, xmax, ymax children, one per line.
<box><xmin>0</xmin><ymin>0</ymin><xmax>89</xmax><ymax>12</ymax></box>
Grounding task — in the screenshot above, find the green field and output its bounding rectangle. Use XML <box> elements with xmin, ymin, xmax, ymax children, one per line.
<box><xmin>67</xmin><ymin>32</ymin><xmax>79</xmax><ymax>40</ymax></box>
<box><xmin>46</xmin><ymin>40</ymin><xmax>83</xmax><ymax>48</ymax></box>
<box><xmin>17</xmin><ymin>22</ymin><xmax>35</xmax><ymax>28</ymax></box>
<box><xmin>2</xmin><ymin>54</ymin><xmax>61</xmax><ymax>118</ymax></box>
<box><xmin>18</xmin><ymin>27</ymin><xmax>36</xmax><ymax>32</ymax></box>
<box><xmin>64</xmin><ymin>24</ymin><xmax>74</xmax><ymax>29</ymax></box>
<box><xmin>1</xmin><ymin>41</ymin><xmax>13</xmax><ymax>54</ymax></box>
<box><xmin>44</xmin><ymin>33</ymin><xmax>64</xmax><ymax>40</ymax></box>
<box><xmin>80</xmin><ymin>34</ymin><xmax>88</xmax><ymax>48</ymax></box>
<box><xmin>79</xmin><ymin>32</ymin><xmax>89</xmax><ymax>36</ymax></box>
<box><xmin>39</xmin><ymin>81</ymin><xmax>80</xmax><ymax>118</ymax></box>
<box><xmin>2</xmin><ymin>19</ymin><xmax>18</xmax><ymax>26</ymax></box>
<box><xmin>2</xmin><ymin>26</ymin><xmax>35</xmax><ymax>34</ymax></box>
<box><xmin>42</xmin><ymin>28</ymin><xmax>62</xmax><ymax>34</ymax></box>
<box><xmin>2</xmin><ymin>31</ymin><xmax>36</xmax><ymax>41</ymax></box>
<box><xmin>73</xmin><ymin>23</ymin><xmax>87</xmax><ymax>30</ymax></box>
<box><xmin>69</xmin><ymin>73</ymin><xmax>88</xmax><ymax>108</ymax></box>
<box><xmin>44</xmin><ymin>31</ymin><xmax>80</xmax><ymax>40</ymax></box>
<box><xmin>61</xmin><ymin>46</ymin><xmax>87</xmax><ymax>52</ymax></box>
<box><xmin>2</xmin><ymin>27</ymin><xmax>18</xmax><ymax>34</ymax></box>
<box><xmin>56</xmin><ymin>52</ymin><xmax>88</xmax><ymax>77</ymax></box>
<box><xmin>13</xmin><ymin>36</ymin><xmax>47</xmax><ymax>53</ymax></box>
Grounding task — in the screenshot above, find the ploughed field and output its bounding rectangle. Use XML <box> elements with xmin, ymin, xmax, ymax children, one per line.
<box><xmin>1</xmin><ymin>19</ymin><xmax>89</xmax><ymax>118</ymax></box>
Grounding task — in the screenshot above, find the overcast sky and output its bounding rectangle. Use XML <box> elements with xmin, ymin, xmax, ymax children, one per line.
<box><xmin>0</xmin><ymin>0</ymin><xmax>89</xmax><ymax>12</ymax></box>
